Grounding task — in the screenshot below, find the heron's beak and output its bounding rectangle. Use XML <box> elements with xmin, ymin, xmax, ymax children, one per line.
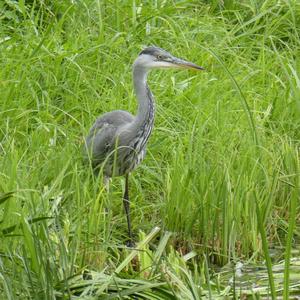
<box><xmin>171</xmin><ymin>57</ymin><xmax>204</xmax><ymax>71</ymax></box>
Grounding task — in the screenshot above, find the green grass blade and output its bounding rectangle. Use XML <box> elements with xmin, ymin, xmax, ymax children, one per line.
<box><xmin>283</xmin><ymin>147</ymin><xmax>299</xmax><ymax>300</ymax></box>
<box><xmin>0</xmin><ymin>192</ymin><xmax>14</xmax><ymax>205</ymax></box>
<box><xmin>255</xmin><ymin>193</ymin><xmax>277</xmax><ymax>299</ymax></box>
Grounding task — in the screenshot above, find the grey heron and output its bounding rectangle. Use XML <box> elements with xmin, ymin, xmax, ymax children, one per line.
<box><xmin>85</xmin><ymin>46</ymin><xmax>204</xmax><ymax>246</ymax></box>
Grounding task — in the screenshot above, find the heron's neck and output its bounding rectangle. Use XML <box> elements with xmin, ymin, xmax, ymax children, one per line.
<box><xmin>132</xmin><ymin>66</ymin><xmax>155</xmax><ymax>128</ymax></box>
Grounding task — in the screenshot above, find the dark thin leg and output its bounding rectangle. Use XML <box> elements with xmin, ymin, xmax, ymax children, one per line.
<box><xmin>123</xmin><ymin>174</ymin><xmax>134</xmax><ymax>247</ymax></box>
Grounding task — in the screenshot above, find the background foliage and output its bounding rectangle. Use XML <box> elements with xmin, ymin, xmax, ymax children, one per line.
<box><xmin>0</xmin><ymin>0</ymin><xmax>299</xmax><ymax>298</ymax></box>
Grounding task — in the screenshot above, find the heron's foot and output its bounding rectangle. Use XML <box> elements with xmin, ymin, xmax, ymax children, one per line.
<box><xmin>125</xmin><ymin>239</ymin><xmax>136</xmax><ymax>248</ymax></box>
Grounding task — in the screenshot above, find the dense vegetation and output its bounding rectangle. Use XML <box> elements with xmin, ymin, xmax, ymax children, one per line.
<box><xmin>0</xmin><ymin>0</ymin><xmax>299</xmax><ymax>298</ymax></box>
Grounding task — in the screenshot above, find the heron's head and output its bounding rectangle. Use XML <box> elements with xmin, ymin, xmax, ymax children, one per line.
<box><xmin>134</xmin><ymin>46</ymin><xmax>204</xmax><ymax>71</ymax></box>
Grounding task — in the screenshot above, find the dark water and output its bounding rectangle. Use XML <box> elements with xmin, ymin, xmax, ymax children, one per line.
<box><xmin>217</xmin><ymin>246</ymin><xmax>300</xmax><ymax>299</ymax></box>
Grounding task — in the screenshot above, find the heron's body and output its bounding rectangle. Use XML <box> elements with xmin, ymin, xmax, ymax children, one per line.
<box><xmin>85</xmin><ymin>62</ymin><xmax>155</xmax><ymax>177</ymax></box>
<box><xmin>84</xmin><ymin>46</ymin><xmax>203</xmax><ymax>245</ymax></box>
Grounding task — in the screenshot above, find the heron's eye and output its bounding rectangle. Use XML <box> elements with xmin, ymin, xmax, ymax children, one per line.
<box><xmin>157</xmin><ymin>55</ymin><xmax>163</xmax><ymax>60</ymax></box>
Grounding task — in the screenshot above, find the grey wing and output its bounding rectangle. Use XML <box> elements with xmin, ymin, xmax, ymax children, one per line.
<box><xmin>84</xmin><ymin>110</ymin><xmax>134</xmax><ymax>169</ymax></box>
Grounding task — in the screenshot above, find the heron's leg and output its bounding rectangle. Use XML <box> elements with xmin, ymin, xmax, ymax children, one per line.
<box><xmin>123</xmin><ymin>174</ymin><xmax>134</xmax><ymax>247</ymax></box>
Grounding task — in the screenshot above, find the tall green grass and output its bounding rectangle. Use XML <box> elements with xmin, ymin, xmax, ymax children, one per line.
<box><xmin>0</xmin><ymin>0</ymin><xmax>299</xmax><ymax>298</ymax></box>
